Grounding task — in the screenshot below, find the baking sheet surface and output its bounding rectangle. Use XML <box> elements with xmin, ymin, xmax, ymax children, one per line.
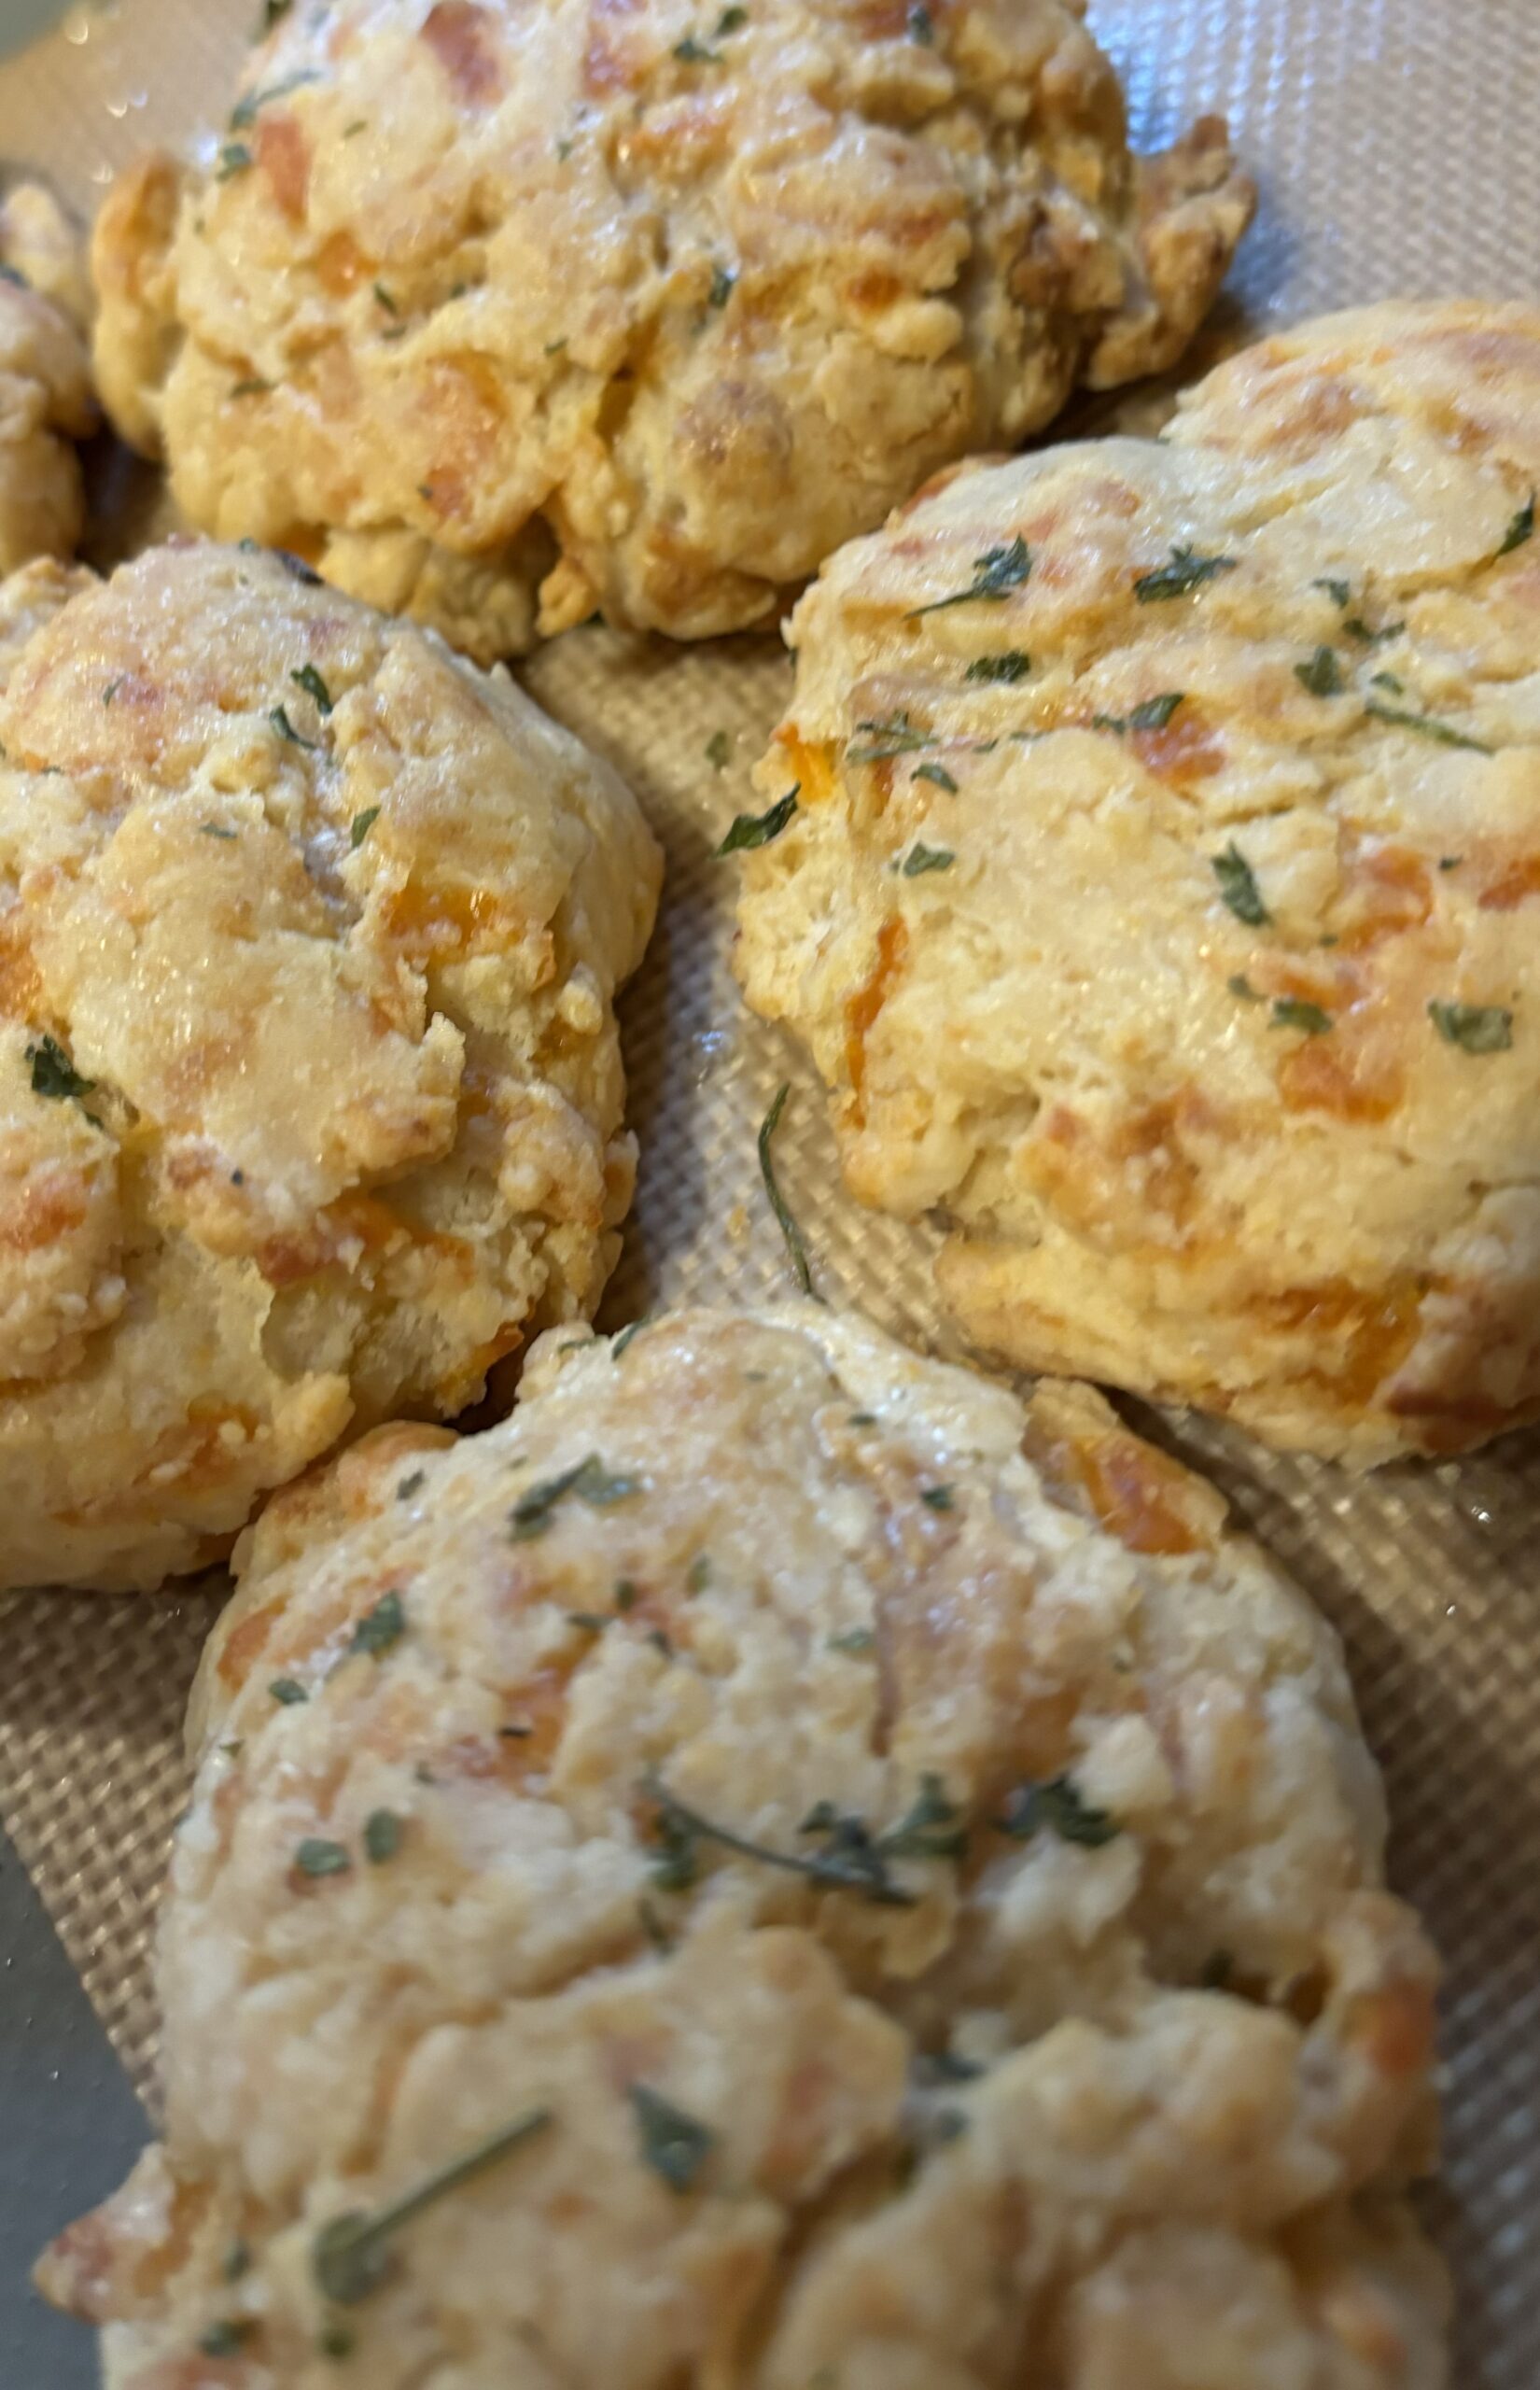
<box><xmin>1</xmin><ymin>2</ymin><xmax>1538</xmax><ymax>2383</ymax></box>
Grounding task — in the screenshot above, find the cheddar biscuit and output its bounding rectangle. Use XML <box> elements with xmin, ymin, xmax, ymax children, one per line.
<box><xmin>0</xmin><ymin>539</ymin><xmax>658</xmax><ymax>1590</ymax></box>
<box><xmin>91</xmin><ymin>0</ymin><xmax>1251</xmax><ymax>660</ymax></box>
<box><xmin>37</xmin><ymin>1303</ymin><xmax>1444</xmax><ymax>2387</ymax></box>
<box><xmin>733</xmin><ymin>300</ymin><xmax>1540</xmax><ymax>1463</ymax></box>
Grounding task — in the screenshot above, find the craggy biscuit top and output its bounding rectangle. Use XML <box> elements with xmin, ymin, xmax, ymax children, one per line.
<box><xmin>0</xmin><ymin>539</ymin><xmax>659</xmax><ymax>1590</ymax></box>
<box><xmin>38</xmin><ymin>1304</ymin><xmax>1444</xmax><ymax>2386</ymax></box>
<box><xmin>91</xmin><ymin>0</ymin><xmax>1251</xmax><ymax>658</ymax></box>
<box><xmin>0</xmin><ymin>181</ymin><xmax>95</xmax><ymax>573</ymax></box>
<box><xmin>733</xmin><ymin>300</ymin><xmax>1540</xmax><ymax>1464</ymax></box>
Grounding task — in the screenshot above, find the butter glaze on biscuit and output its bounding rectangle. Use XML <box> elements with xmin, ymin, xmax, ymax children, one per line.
<box><xmin>734</xmin><ymin>301</ymin><xmax>1540</xmax><ymax>1464</ymax></box>
<box><xmin>91</xmin><ymin>0</ymin><xmax>1251</xmax><ymax>659</ymax></box>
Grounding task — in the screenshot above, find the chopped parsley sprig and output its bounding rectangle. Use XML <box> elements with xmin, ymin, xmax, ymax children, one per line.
<box><xmin>910</xmin><ymin>537</ymin><xmax>1030</xmax><ymax>617</ymax></box>
<box><xmin>1211</xmin><ymin>843</ymin><xmax>1269</xmax><ymax>927</ymax></box>
<box><xmin>312</xmin><ymin>2108</ymin><xmax>553</xmax><ymax>2304</ymax></box>
<box><xmin>644</xmin><ymin>1772</ymin><xmax>966</xmax><ymax>1906</ymax></box>
<box><xmin>847</xmin><ymin>712</ymin><xmax>931</xmax><ymax>764</ymax></box>
<box><xmin>1497</xmin><ymin>492</ymin><xmax>1535</xmax><ymax>557</ymax></box>
<box><xmin>510</xmin><ymin>1455</ymin><xmax>641</xmax><ymax>1540</ymax></box>
<box><xmin>717</xmin><ymin>787</ymin><xmax>798</xmax><ymax>853</ymax></box>
<box><xmin>629</xmin><ymin>2085</ymin><xmax>714</xmax><ymax>2190</ymax></box>
<box><xmin>1428</xmin><ymin>999</ymin><xmax>1513</xmax><ymax>1053</ymax></box>
<box><xmin>1132</xmin><ymin>545</ymin><xmax>1236</xmax><ymax>603</ymax></box>
<box><xmin>996</xmin><ymin>1774</ymin><xmax>1118</xmax><ymax>1847</ymax></box>
<box><xmin>758</xmin><ymin>1083</ymin><xmax>819</xmax><ymax>1300</ymax></box>
<box><xmin>26</xmin><ymin>1033</ymin><xmax>94</xmax><ymax>1104</ymax></box>
<box><xmin>1364</xmin><ymin>697</ymin><xmax>1492</xmax><ymax>753</ymax></box>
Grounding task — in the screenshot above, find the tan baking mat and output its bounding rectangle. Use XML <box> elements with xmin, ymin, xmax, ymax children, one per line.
<box><xmin>2</xmin><ymin>0</ymin><xmax>1539</xmax><ymax>2382</ymax></box>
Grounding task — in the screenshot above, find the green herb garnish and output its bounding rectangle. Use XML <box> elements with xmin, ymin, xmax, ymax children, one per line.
<box><xmin>1129</xmin><ymin>691</ymin><xmax>1185</xmax><ymax>730</ymax></box>
<box><xmin>686</xmin><ymin>1554</ymin><xmax>711</xmax><ymax>1594</ymax></box>
<box><xmin>270</xmin><ymin>1678</ymin><xmax>308</xmax><ymax>1705</ymax></box>
<box><xmin>673</xmin><ymin>33</ymin><xmax>722</xmax><ymax>61</ymax></box>
<box><xmin>269</xmin><ymin>703</ymin><xmax>316</xmax><ymax>750</ymax></box>
<box><xmin>291</xmin><ymin>663</ymin><xmax>333</xmax><ymax>714</ymax></box>
<box><xmin>1428</xmin><ymin>999</ymin><xmax>1513</xmax><ymax>1053</ymax></box>
<box><xmin>707</xmin><ymin>263</ymin><xmax>735</xmax><ymax>308</ymax></box>
<box><xmin>629</xmin><ymin>2084</ymin><xmax>713</xmax><ymax>2190</ymax></box>
<box><xmin>612</xmin><ymin>1317</ymin><xmax>651</xmax><ymax>1357</ymax></box>
<box><xmin>964</xmin><ymin>651</ymin><xmax>1029</xmax><ymax>683</ymax></box>
<box><xmin>876</xmin><ymin>1773</ymin><xmax>967</xmax><ymax>1861</ymax></box>
<box><xmin>103</xmin><ymin>678</ymin><xmax>123</xmax><ymax>706</ymax></box>
<box><xmin>639</xmin><ymin>1778</ymin><xmax>940</xmax><ymax>1902</ymax></box>
<box><xmin>1312</xmin><ymin>577</ymin><xmax>1351</xmax><ymax>608</ymax></box>
<box><xmin>26</xmin><ymin>1034</ymin><xmax>93</xmax><ymax>1104</ymax></box>
<box><xmin>224</xmin><ymin>2240</ymin><xmax>251</xmax><ymax>2282</ymax></box>
<box><xmin>1364</xmin><ymin>697</ymin><xmax>1491</xmax><ymax>752</ymax></box>
<box><xmin>1269</xmin><ymin>997</ymin><xmax>1334</xmax><ymax>1036</ymax></box>
<box><xmin>758</xmin><ymin>1082</ymin><xmax>819</xmax><ymax>1300</ymax></box>
<box><xmin>1295</xmin><ymin>644</ymin><xmax>1344</xmax><ymax>696</ymax></box>
<box><xmin>911</xmin><ymin>536</ymin><xmax>1029</xmax><ymax>617</ymax></box>
<box><xmin>397</xmin><ymin>1470</ymin><xmax>425</xmax><ymax>1500</ymax></box>
<box><xmin>312</xmin><ymin>2108</ymin><xmax>553</xmax><ymax>2304</ymax></box>
<box><xmin>1211</xmin><ymin>843</ymin><xmax>1269</xmax><ymax>927</ymax></box>
<box><xmin>296</xmin><ymin>1838</ymin><xmax>351</xmax><ymax>1877</ymax></box>
<box><xmin>364</xmin><ymin>1809</ymin><xmax>403</xmax><ymax>1863</ymax></box>
<box><xmin>907</xmin><ymin>2</ymin><xmax>934</xmax><ymax>36</ymax></box>
<box><xmin>231</xmin><ymin>376</ymin><xmax>271</xmax><ymax>397</ymax></box>
<box><xmin>350</xmin><ymin>807</ymin><xmax>381</xmax><ymax>848</ymax></box>
<box><xmin>913</xmin><ymin>2048</ymin><xmax>984</xmax><ymax>2085</ymax></box>
<box><xmin>912</xmin><ymin>761</ymin><xmax>957</xmax><ymax>792</ymax></box>
<box><xmin>1132</xmin><ymin>545</ymin><xmax>1236</xmax><ymax>602</ymax></box>
<box><xmin>718</xmin><ymin>787</ymin><xmax>798</xmax><ymax>852</ymax></box>
<box><xmin>706</xmin><ymin>730</ymin><xmax>731</xmax><ymax>770</ymax></box>
<box><xmin>1497</xmin><ymin>491</ymin><xmax>1535</xmax><ymax>557</ymax></box>
<box><xmin>510</xmin><ymin>1454</ymin><xmax>641</xmax><ymax>1539</ymax></box>
<box><xmin>373</xmin><ymin>282</ymin><xmax>399</xmax><ymax>315</ymax></box>
<box><xmin>828</xmin><ymin>1627</ymin><xmax>876</xmax><ymax>1654</ymax></box>
<box><xmin>716</xmin><ymin>5</ymin><xmax>749</xmax><ymax>27</ymax></box>
<box><xmin>216</xmin><ymin>142</ymin><xmax>254</xmax><ymax>179</ymax></box>
<box><xmin>200</xmin><ymin>2321</ymin><xmax>251</xmax><ymax>2356</ymax></box>
<box><xmin>1227</xmin><ymin>973</ymin><xmax>1263</xmax><ymax>1003</ymax></box>
<box><xmin>350</xmin><ymin>1590</ymin><xmax>405</xmax><ymax>1657</ymax></box>
<box><xmin>997</xmin><ymin>1774</ymin><xmax>1117</xmax><ymax>1847</ymax></box>
<box><xmin>902</xmin><ymin>843</ymin><xmax>954</xmax><ymax>877</ymax></box>
<box><xmin>231</xmin><ymin>68</ymin><xmax>324</xmax><ymax>127</ymax></box>
<box><xmin>847</xmin><ymin>712</ymin><xmax>932</xmax><ymax>763</ymax></box>
<box><xmin>920</xmin><ymin>1483</ymin><xmax>954</xmax><ymax>1511</ymax></box>
<box><xmin>1344</xmin><ymin>616</ymin><xmax>1404</xmax><ymax>646</ymax></box>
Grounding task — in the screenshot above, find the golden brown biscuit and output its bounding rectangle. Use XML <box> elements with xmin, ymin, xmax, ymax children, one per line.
<box><xmin>732</xmin><ymin>299</ymin><xmax>1540</xmax><ymax>1465</ymax></box>
<box><xmin>0</xmin><ymin>539</ymin><xmax>659</xmax><ymax>1591</ymax></box>
<box><xmin>0</xmin><ymin>181</ymin><xmax>95</xmax><ymax>572</ymax></box>
<box><xmin>91</xmin><ymin>0</ymin><xmax>1252</xmax><ymax>661</ymax></box>
<box><xmin>37</xmin><ymin>1304</ymin><xmax>1445</xmax><ymax>2387</ymax></box>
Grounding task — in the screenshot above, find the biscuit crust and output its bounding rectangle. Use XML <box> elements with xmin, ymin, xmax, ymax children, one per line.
<box><xmin>91</xmin><ymin>0</ymin><xmax>1251</xmax><ymax>659</ymax></box>
<box><xmin>36</xmin><ymin>1303</ymin><xmax>1445</xmax><ymax>2387</ymax></box>
<box><xmin>733</xmin><ymin>300</ymin><xmax>1540</xmax><ymax>1463</ymax></box>
<box><xmin>0</xmin><ymin>182</ymin><xmax>95</xmax><ymax>573</ymax></box>
<box><xmin>0</xmin><ymin>539</ymin><xmax>659</xmax><ymax>1590</ymax></box>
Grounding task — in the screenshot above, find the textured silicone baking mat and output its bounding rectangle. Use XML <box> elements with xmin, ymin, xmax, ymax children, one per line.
<box><xmin>1</xmin><ymin>1</ymin><xmax>1538</xmax><ymax>2383</ymax></box>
